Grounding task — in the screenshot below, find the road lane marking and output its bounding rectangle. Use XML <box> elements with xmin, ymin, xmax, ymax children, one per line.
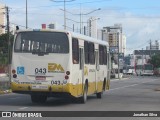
<box><xmin>110</xmin><ymin>84</ymin><xmax>139</xmax><ymax>91</ymax></box>
<box><xmin>111</xmin><ymin>78</ymin><xmax>129</xmax><ymax>82</ymax></box>
<box><xmin>0</xmin><ymin>93</ymin><xmax>16</xmax><ymax>97</ymax></box>
<box><xmin>110</xmin><ymin>79</ymin><xmax>159</xmax><ymax>91</ymax></box>
<box><xmin>19</xmin><ymin>107</ymin><xmax>28</xmax><ymax>110</ymax></box>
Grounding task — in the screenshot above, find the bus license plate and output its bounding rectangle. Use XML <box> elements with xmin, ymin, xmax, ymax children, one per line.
<box><xmin>32</xmin><ymin>85</ymin><xmax>48</xmax><ymax>90</ymax></box>
<box><xmin>35</xmin><ymin>76</ymin><xmax>46</xmax><ymax>80</ymax></box>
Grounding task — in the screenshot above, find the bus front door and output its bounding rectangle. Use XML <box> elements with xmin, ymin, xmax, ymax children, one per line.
<box><xmin>78</xmin><ymin>48</ymin><xmax>84</xmax><ymax>95</ymax></box>
<box><xmin>95</xmin><ymin>51</ymin><xmax>100</xmax><ymax>92</ymax></box>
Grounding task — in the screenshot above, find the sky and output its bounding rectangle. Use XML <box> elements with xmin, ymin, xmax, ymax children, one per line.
<box><xmin>1</xmin><ymin>0</ymin><xmax>160</xmax><ymax>54</ymax></box>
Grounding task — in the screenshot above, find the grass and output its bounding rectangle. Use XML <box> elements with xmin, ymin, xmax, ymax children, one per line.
<box><xmin>0</xmin><ymin>89</ymin><xmax>12</xmax><ymax>94</ymax></box>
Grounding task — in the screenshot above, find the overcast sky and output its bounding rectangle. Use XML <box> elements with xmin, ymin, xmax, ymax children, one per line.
<box><xmin>1</xmin><ymin>0</ymin><xmax>160</xmax><ymax>54</ymax></box>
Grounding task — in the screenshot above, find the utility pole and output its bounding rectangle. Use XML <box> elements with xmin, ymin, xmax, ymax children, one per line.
<box><xmin>6</xmin><ymin>6</ymin><xmax>11</xmax><ymax>81</ymax></box>
<box><xmin>150</xmin><ymin>39</ymin><xmax>151</xmax><ymax>57</ymax></box>
<box><xmin>142</xmin><ymin>48</ymin><xmax>144</xmax><ymax>68</ymax></box>
<box><xmin>117</xmin><ymin>32</ymin><xmax>120</xmax><ymax>79</ymax></box>
<box><xmin>26</xmin><ymin>0</ymin><xmax>28</xmax><ymax>29</ymax></box>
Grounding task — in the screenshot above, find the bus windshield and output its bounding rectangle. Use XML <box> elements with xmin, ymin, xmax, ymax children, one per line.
<box><xmin>144</xmin><ymin>64</ymin><xmax>153</xmax><ymax>70</ymax></box>
<box><xmin>14</xmin><ymin>31</ymin><xmax>69</xmax><ymax>54</ymax></box>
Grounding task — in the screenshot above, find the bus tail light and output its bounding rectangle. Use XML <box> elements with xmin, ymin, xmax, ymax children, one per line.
<box><xmin>12</xmin><ymin>69</ymin><xmax>17</xmax><ymax>78</ymax></box>
<box><xmin>66</xmin><ymin>71</ymin><xmax>70</xmax><ymax>75</ymax></box>
<box><xmin>65</xmin><ymin>75</ymin><xmax>69</xmax><ymax>80</ymax></box>
<box><xmin>12</xmin><ymin>69</ymin><xmax>16</xmax><ymax>74</ymax></box>
<box><xmin>13</xmin><ymin>74</ymin><xmax>17</xmax><ymax>78</ymax></box>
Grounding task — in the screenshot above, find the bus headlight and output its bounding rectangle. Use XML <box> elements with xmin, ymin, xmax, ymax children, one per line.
<box><xmin>65</xmin><ymin>75</ymin><xmax>69</xmax><ymax>80</ymax></box>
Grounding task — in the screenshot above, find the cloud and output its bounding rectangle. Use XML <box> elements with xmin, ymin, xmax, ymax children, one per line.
<box><xmin>97</xmin><ymin>10</ymin><xmax>160</xmax><ymax>54</ymax></box>
<box><xmin>6</xmin><ymin>1</ymin><xmax>160</xmax><ymax>55</ymax></box>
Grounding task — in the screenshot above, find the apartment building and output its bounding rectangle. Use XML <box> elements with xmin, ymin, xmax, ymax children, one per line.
<box><xmin>0</xmin><ymin>4</ymin><xmax>6</xmax><ymax>34</ymax></box>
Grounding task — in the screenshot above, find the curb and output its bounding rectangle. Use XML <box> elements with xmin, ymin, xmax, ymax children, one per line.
<box><xmin>0</xmin><ymin>89</ymin><xmax>12</xmax><ymax>95</ymax></box>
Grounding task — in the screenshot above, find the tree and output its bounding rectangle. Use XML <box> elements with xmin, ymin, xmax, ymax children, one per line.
<box><xmin>0</xmin><ymin>33</ymin><xmax>14</xmax><ymax>65</ymax></box>
<box><xmin>0</xmin><ymin>33</ymin><xmax>14</xmax><ymax>54</ymax></box>
<box><xmin>150</xmin><ymin>54</ymin><xmax>160</xmax><ymax>68</ymax></box>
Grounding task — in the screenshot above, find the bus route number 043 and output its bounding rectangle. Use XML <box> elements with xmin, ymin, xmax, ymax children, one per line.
<box><xmin>35</xmin><ymin>68</ymin><xmax>46</xmax><ymax>74</ymax></box>
<box><xmin>51</xmin><ymin>80</ymin><xmax>61</xmax><ymax>85</ymax></box>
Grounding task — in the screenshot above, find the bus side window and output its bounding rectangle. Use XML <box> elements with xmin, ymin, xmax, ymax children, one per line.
<box><xmin>84</xmin><ymin>41</ymin><xmax>89</xmax><ymax>64</ymax></box>
<box><xmin>40</xmin><ymin>43</ymin><xmax>45</xmax><ymax>52</ymax></box>
<box><xmin>99</xmin><ymin>45</ymin><xmax>104</xmax><ymax>65</ymax></box>
<box><xmin>89</xmin><ymin>42</ymin><xmax>95</xmax><ymax>64</ymax></box>
<box><xmin>72</xmin><ymin>38</ymin><xmax>79</xmax><ymax>64</ymax></box>
<box><xmin>46</xmin><ymin>44</ymin><xmax>52</xmax><ymax>53</ymax></box>
<box><xmin>104</xmin><ymin>46</ymin><xmax>107</xmax><ymax>65</ymax></box>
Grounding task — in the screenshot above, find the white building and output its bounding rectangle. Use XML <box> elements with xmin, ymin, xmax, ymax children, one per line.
<box><xmin>130</xmin><ymin>50</ymin><xmax>160</xmax><ymax>67</ymax></box>
<box><xmin>87</xmin><ymin>17</ymin><xmax>99</xmax><ymax>38</ymax></box>
<box><xmin>121</xmin><ymin>34</ymin><xmax>126</xmax><ymax>55</ymax></box>
<box><xmin>150</xmin><ymin>40</ymin><xmax>159</xmax><ymax>50</ymax></box>
<box><xmin>0</xmin><ymin>4</ymin><xmax>6</xmax><ymax>34</ymax></box>
<box><xmin>97</xmin><ymin>24</ymin><xmax>127</xmax><ymax>55</ymax></box>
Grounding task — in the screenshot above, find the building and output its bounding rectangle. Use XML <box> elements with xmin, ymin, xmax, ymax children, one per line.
<box><xmin>87</xmin><ymin>17</ymin><xmax>98</xmax><ymax>38</ymax></box>
<box><xmin>146</xmin><ymin>40</ymin><xmax>159</xmax><ymax>50</ymax></box>
<box><xmin>102</xmin><ymin>24</ymin><xmax>126</xmax><ymax>55</ymax></box>
<box><xmin>122</xmin><ymin>34</ymin><xmax>126</xmax><ymax>54</ymax></box>
<box><xmin>0</xmin><ymin>4</ymin><xmax>6</xmax><ymax>34</ymax></box>
<box><xmin>150</xmin><ymin>40</ymin><xmax>159</xmax><ymax>50</ymax></box>
<box><xmin>130</xmin><ymin>50</ymin><xmax>160</xmax><ymax>67</ymax></box>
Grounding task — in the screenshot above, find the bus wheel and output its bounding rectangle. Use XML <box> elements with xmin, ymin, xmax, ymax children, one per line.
<box><xmin>96</xmin><ymin>92</ymin><xmax>102</xmax><ymax>98</ymax></box>
<box><xmin>96</xmin><ymin>81</ymin><xmax>105</xmax><ymax>99</ymax></box>
<box><xmin>31</xmin><ymin>94</ymin><xmax>39</xmax><ymax>103</ymax></box>
<box><xmin>79</xmin><ymin>83</ymin><xmax>88</xmax><ymax>103</ymax></box>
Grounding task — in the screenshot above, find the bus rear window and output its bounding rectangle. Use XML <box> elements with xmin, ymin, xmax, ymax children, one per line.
<box><xmin>14</xmin><ymin>31</ymin><xmax>69</xmax><ymax>53</ymax></box>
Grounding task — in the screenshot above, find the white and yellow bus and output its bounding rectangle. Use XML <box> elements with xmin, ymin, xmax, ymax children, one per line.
<box><xmin>11</xmin><ymin>29</ymin><xmax>110</xmax><ymax>103</ymax></box>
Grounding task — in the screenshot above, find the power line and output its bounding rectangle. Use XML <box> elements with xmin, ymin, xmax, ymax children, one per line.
<box><xmin>10</xmin><ymin>0</ymin><xmax>110</xmax><ymax>10</ymax></box>
<box><xmin>10</xmin><ymin>22</ymin><xmax>32</xmax><ymax>29</ymax></box>
<box><xmin>10</xmin><ymin>11</ymin><xmax>63</xmax><ymax>16</ymax></box>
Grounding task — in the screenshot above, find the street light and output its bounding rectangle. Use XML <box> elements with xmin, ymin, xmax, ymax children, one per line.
<box><xmin>50</xmin><ymin>0</ymin><xmax>75</xmax><ymax>30</ymax></box>
<box><xmin>79</xmin><ymin>8</ymin><xmax>101</xmax><ymax>34</ymax></box>
<box><xmin>60</xmin><ymin>8</ymin><xmax>101</xmax><ymax>33</ymax></box>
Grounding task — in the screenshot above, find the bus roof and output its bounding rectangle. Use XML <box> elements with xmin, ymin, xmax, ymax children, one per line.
<box><xmin>15</xmin><ymin>29</ymin><xmax>109</xmax><ymax>46</ymax></box>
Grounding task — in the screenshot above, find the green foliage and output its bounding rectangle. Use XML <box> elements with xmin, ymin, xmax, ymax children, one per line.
<box><xmin>0</xmin><ymin>33</ymin><xmax>14</xmax><ymax>65</ymax></box>
<box><xmin>0</xmin><ymin>33</ymin><xmax>14</xmax><ymax>52</ymax></box>
<box><xmin>150</xmin><ymin>54</ymin><xmax>160</xmax><ymax>68</ymax></box>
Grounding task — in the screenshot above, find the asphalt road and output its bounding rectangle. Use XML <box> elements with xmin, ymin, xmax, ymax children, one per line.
<box><xmin>1</xmin><ymin>75</ymin><xmax>160</xmax><ymax>120</ymax></box>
